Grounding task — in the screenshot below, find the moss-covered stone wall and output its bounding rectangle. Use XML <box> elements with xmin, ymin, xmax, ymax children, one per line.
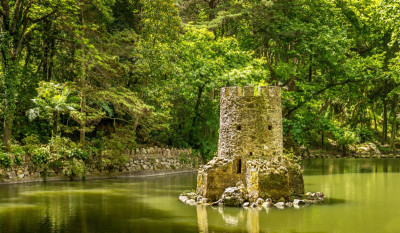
<box><xmin>0</xmin><ymin>147</ymin><xmax>197</xmax><ymax>183</ymax></box>
<box><xmin>197</xmin><ymin>157</ymin><xmax>246</xmax><ymax>201</ymax></box>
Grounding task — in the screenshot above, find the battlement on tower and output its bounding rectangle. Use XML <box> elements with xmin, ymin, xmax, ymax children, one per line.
<box><xmin>221</xmin><ymin>86</ymin><xmax>281</xmax><ymax>98</ymax></box>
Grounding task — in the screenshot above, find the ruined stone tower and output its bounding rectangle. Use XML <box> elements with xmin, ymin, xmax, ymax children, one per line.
<box><xmin>197</xmin><ymin>86</ymin><xmax>304</xmax><ymax>203</ymax></box>
<box><xmin>218</xmin><ymin>86</ymin><xmax>283</xmax><ymax>161</ymax></box>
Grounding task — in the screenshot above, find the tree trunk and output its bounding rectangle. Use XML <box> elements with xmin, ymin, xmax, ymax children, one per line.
<box><xmin>391</xmin><ymin>95</ymin><xmax>398</xmax><ymax>143</ymax></box>
<box><xmin>3</xmin><ymin>116</ymin><xmax>12</xmax><ymax>150</ymax></box>
<box><xmin>78</xmin><ymin>5</ymin><xmax>86</xmax><ymax>147</ymax></box>
<box><xmin>80</xmin><ymin>86</ymin><xmax>86</xmax><ymax>146</ymax></box>
<box><xmin>2</xmin><ymin>40</ymin><xmax>17</xmax><ymax>151</ymax></box>
<box><xmin>321</xmin><ymin>130</ymin><xmax>324</xmax><ymax>148</ymax></box>
<box><xmin>308</xmin><ymin>54</ymin><xmax>312</xmax><ymax>82</ymax></box>
<box><xmin>383</xmin><ymin>98</ymin><xmax>388</xmax><ymax>143</ymax></box>
<box><xmin>189</xmin><ymin>84</ymin><xmax>205</xmax><ymax>143</ymax></box>
<box><xmin>52</xmin><ymin>112</ymin><xmax>58</xmax><ymax>138</ymax></box>
<box><xmin>207</xmin><ymin>0</ymin><xmax>217</xmax><ymax>21</ymax></box>
<box><xmin>373</xmin><ymin>105</ymin><xmax>377</xmax><ymax>131</ymax></box>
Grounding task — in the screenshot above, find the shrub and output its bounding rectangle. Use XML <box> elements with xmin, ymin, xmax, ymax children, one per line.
<box><xmin>32</xmin><ymin>148</ymin><xmax>49</xmax><ymax>165</ymax></box>
<box><xmin>14</xmin><ymin>154</ymin><xmax>23</xmax><ymax>166</ymax></box>
<box><xmin>101</xmin><ymin>151</ymin><xmax>129</xmax><ymax>171</ymax></box>
<box><xmin>49</xmin><ymin>136</ymin><xmax>76</xmax><ymax>155</ymax></box>
<box><xmin>11</xmin><ymin>144</ymin><xmax>24</xmax><ymax>166</ymax></box>
<box><xmin>356</xmin><ymin>127</ymin><xmax>374</xmax><ymax>143</ymax></box>
<box><xmin>62</xmin><ymin>158</ymin><xmax>86</xmax><ymax>178</ymax></box>
<box><xmin>337</xmin><ymin>131</ymin><xmax>360</xmax><ymax>147</ymax></box>
<box><xmin>0</xmin><ymin>153</ymin><xmax>12</xmax><ymax>167</ymax></box>
<box><xmin>22</xmin><ymin>135</ymin><xmax>41</xmax><ymax>154</ymax></box>
<box><xmin>67</xmin><ymin>148</ymin><xmax>89</xmax><ymax>160</ymax></box>
<box><xmin>179</xmin><ymin>153</ymin><xmax>188</xmax><ymax>164</ymax></box>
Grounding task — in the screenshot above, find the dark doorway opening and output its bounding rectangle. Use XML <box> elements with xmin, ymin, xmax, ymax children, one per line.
<box><xmin>237</xmin><ymin>159</ymin><xmax>242</xmax><ymax>174</ymax></box>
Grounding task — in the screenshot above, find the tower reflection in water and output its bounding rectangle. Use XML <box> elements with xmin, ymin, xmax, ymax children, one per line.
<box><xmin>197</xmin><ymin>205</ymin><xmax>261</xmax><ymax>233</ymax></box>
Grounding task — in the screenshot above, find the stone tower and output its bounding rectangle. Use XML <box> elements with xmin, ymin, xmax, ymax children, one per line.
<box><xmin>196</xmin><ymin>86</ymin><xmax>304</xmax><ymax>203</ymax></box>
<box><xmin>218</xmin><ymin>86</ymin><xmax>283</xmax><ymax>160</ymax></box>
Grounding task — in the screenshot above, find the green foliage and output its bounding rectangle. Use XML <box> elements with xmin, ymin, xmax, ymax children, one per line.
<box><xmin>0</xmin><ymin>153</ymin><xmax>12</xmax><ymax>167</ymax></box>
<box><xmin>179</xmin><ymin>153</ymin><xmax>189</xmax><ymax>164</ymax></box>
<box><xmin>22</xmin><ymin>135</ymin><xmax>41</xmax><ymax>154</ymax></box>
<box><xmin>0</xmin><ymin>0</ymin><xmax>399</xmax><ymax>162</ymax></box>
<box><xmin>11</xmin><ymin>144</ymin><xmax>24</xmax><ymax>166</ymax></box>
<box><xmin>13</xmin><ymin>154</ymin><xmax>23</xmax><ymax>166</ymax></box>
<box><xmin>67</xmin><ymin>149</ymin><xmax>89</xmax><ymax>160</ymax></box>
<box><xmin>356</xmin><ymin>127</ymin><xmax>374</xmax><ymax>143</ymax></box>
<box><xmin>104</xmin><ymin>125</ymin><xmax>137</xmax><ymax>153</ymax></box>
<box><xmin>62</xmin><ymin>159</ymin><xmax>86</xmax><ymax>178</ymax></box>
<box><xmin>377</xmin><ymin>145</ymin><xmax>392</xmax><ymax>154</ymax></box>
<box><xmin>333</xmin><ymin>129</ymin><xmax>360</xmax><ymax>154</ymax></box>
<box><xmin>32</xmin><ymin>148</ymin><xmax>50</xmax><ymax>165</ymax></box>
<box><xmin>11</xmin><ymin>144</ymin><xmax>24</xmax><ymax>156</ymax></box>
<box><xmin>27</xmin><ymin>82</ymin><xmax>79</xmax><ymax>137</ymax></box>
<box><xmin>49</xmin><ymin>136</ymin><xmax>77</xmax><ymax>156</ymax></box>
<box><xmin>283</xmin><ymin>151</ymin><xmax>301</xmax><ymax>163</ymax></box>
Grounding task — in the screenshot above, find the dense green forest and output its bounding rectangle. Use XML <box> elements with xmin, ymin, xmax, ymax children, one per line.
<box><xmin>0</xmin><ymin>0</ymin><xmax>399</xmax><ymax>166</ymax></box>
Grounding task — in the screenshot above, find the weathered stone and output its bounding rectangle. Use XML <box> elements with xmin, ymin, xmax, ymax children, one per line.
<box><xmin>221</xmin><ymin>187</ymin><xmax>245</xmax><ymax>207</ymax></box>
<box><xmin>6</xmin><ymin>172</ymin><xmax>14</xmax><ymax>179</ymax></box>
<box><xmin>179</xmin><ymin>195</ymin><xmax>189</xmax><ymax>203</ymax></box>
<box><xmin>356</xmin><ymin>143</ymin><xmax>381</xmax><ymax>157</ymax></box>
<box><xmin>275</xmin><ymin>202</ymin><xmax>285</xmax><ymax>208</ymax></box>
<box><xmin>194</xmin><ymin>86</ymin><xmax>306</xmax><ymax>206</ymax></box>
<box><xmin>262</xmin><ymin>199</ymin><xmax>273</xmax><ymax>209</ymax></box>
<box><xmin>293</xmin><ymin>199</ymin><xmax>305</xmax><ymax>205</ymax></box>
<box><xmin>218</xmin><ymin>86</ymin><xmax>283</xmax><ymax>159</ymax></box>
<box><xmin>186</xmin><ymin>199</ymin><xmax>196</xmax><ymax>205</ymax></box>
<box><xmin>258</xmin><ymin>169</ymin><xmax>290</xmax><ymax>202</ymax></box>
<box><xmin>285</xmin><ymin>202</ymin><xmax>293</xmax><ymax>207</ymax></box>
<box><xmin>256</xmin><ymin>198</ymin><xmax>264</xmax><ymax>206</ymax></box>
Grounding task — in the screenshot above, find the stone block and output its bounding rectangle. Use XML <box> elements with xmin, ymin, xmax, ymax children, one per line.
<box><xmin>258</xmin><ymin>171</ymin><xmax>290</xmax><ymax>202</ymax></box>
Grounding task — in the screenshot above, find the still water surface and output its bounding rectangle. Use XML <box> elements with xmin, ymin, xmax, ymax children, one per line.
<box><xmin>1</xmin><ymin>158</ymin><xmax>400</xmax><ymax>233</ymax></box>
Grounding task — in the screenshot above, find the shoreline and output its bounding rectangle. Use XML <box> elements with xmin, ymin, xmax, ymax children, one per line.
<box><xmin>0</xmin><ymin>168</ymin><xmax>197</xmax><ymax>185</ymax></box>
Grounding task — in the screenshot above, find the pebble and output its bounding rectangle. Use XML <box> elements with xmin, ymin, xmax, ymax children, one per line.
<box><xmin>275</xmin><ymin>202</ymin><xmax>285</xmax><ymax>208</ymax></box>
<box><xmin>186</xmin><ymin>199</ymin><xmax>196</xmax><ymax>205</ymax></box>
<box><xmin>178</xmin><ymin>195</ymin><xmax>188</xmax><ymax>203</ymax></box>
<box><xmin>293</xmin><ymin>199</ymin><xmax>305</xmax><ymax>205</ymax></box>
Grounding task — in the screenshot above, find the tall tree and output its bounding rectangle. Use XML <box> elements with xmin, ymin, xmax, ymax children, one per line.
<box><xmin>0</xmin><ymin>0</ymin><xmax>59</xmax><ymax>149</ymax></box>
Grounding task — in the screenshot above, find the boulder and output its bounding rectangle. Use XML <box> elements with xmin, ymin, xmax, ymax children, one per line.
<box><xmin>285</xmin><ymin>202</ymin><xmax>293</xmax><ymax>207</ymax></box>
<box><xmin>178</xmin><ymin>195</ymin><xmax>188</xmax><ymax>203</ymax></box>
<box><xmin>185</xmin><ymin>199</ymin><xmax>196</xmax><ymax>205</ymax></box>
<box><xmin>256</xmin><ymin>198</ymin><xmax>264</xmax><ymax>206</ymax></box>
<box><xmin>275</xmin><ymin>202</ymin><xmax>285</xmax><ymax>209</ymax></box>
<box><xmin>356</xmin><ymin>143</ymin><xmax>381</xmax><ymax>156</ymax></box>
<box><xmin>221</xmin><ymin>187</ymin><xmax>245</xmax><ymax>207</ymax></box>
<box><xmin>293</xmin><ymin>199</ymin><xmax>305</xmax><ymax>205</ymax></box>
<box><xmin>262</xmin><ymin>199</ymin><xmax>273</xmax><ymax>209</ymax></box>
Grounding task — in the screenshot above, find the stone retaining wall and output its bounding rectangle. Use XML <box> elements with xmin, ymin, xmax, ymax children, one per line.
<box><xmin>0</xmin><ymin>148</ymin><xmax>198</xmax><ymax>184</ymax></box>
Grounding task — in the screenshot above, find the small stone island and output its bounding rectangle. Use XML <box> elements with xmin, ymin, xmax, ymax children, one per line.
<box><xmin>179</xmin><ymin>86</ymin><xmax>324</xmax><ymax>208</ymax></box>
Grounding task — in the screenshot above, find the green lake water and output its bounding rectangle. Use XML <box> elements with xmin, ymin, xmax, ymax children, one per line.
<box><xmin>1</xmin><ymin>158</ymin><xmax>400</xmax><ymax>233</ymax></box>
